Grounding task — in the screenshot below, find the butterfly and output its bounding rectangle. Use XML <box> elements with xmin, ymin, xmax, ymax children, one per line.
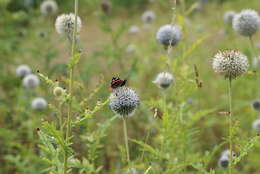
<box><xmin>110</xmin><ymin>77</ymin><xmax>127</xmax><ymax>89</ymax></box>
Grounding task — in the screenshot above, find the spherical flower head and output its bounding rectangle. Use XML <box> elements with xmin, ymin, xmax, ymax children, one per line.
<box><xmin>32</xmin><ymin>97</ymin><xmax>47</xmax><ymax>110</ymax></box>
<box><xmin>23</xmin><ymin>74</ymin><xmax>40</xmax><ymax>88</ymax></box>
<box><xmin>224</xmin><ymin>11</ymin><xmax>236</xmax><ymax>24</ymax></box>
<box><xmin>16</xmin><ymin>64</ymin><xmax>31</xmax><ymax>78</ymax></box>
<box><xmin>129</xmin><ymin>26</ymin><xmax>139</xmax><ymax>35</ymax></box>
<box><xmin>251</xmin><ymin>99</ymin><xmax>260</xmax><ymax>111</ymax></box>
<box><xmin>109</xmin><ymin>87</ymin><xmax>140</xmax><ymax>118</ymax></box>
<box><xmin>141</xmin><ymin>10</ymin><xmax>156</xmax><ymax>23</ymax></box>
<box><xmin>252</xmin><ymin>119</ymin><xmax>260</xmax><ymax>131</ymax></box>
<box><xmin>53</xmin><ymin>86</ymin><xmax>64</xmax><ymax>97</ymax></box>
<box><xmin>232</xmin><ymin>9</ymin><xmax>260</xmax><ymax>37</ymax></box>
<box><xmin>212</xmin><ymin>50</ymin><xmax>249</xmax><ymax>79</ymax></box>
<box><xmin>218</xmin><ymin>155</ymin><xmax>229</xmax><ymax>168</ymax></box>
<box><xmin>153</xmin><ymin>72</ymin><xmax>174</xmax><ymax>89</ymax></box>
<box><xmin>55</xmin><ymin>13</ymin><xmax>82</xmax><ymax>39</ymax></box>
<box><xmin>126</xmin><ymin>44</ymin><xmax>136</xmax><ymax>54</ymax></box>
<box><xmin>156</xmin><ymin>24</ymin><xmax>181</xmax><ymax>47</ymax></box>
<box><xmin>40</xmin><ymin>0</ymin><xmax>58</xmax><ymax>15</ymax></box>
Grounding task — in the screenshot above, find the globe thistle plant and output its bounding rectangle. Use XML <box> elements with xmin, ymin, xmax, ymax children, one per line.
<box><xmin>16</xmin><ymin>64</ymin><xmax>31</xmax><ymax>78</ymax></box>
<box><xmin>212</xmin><ymin>50</ymin><xmax>249</xmax><ymax>80</ymax></box>
<box><xmin>55</xmin><ymin>13</ymin><xmax>82</xmax><ymax>41</ymax></box>
<box><xmin>224</xmin><ymin>11</ymin><xmax>236</xmax><ymax>24</ymax></box>
<box><xmin>32</xmin><ymin>97</ymin><xmax>47</xmax><ymax>110</ymax></box>
<box><xmin>128</xmin><ymin>26</ymin><xmax>139</xmax><ymax>35</ymax></box>
<box><xmin>109</xmin><ymin>86</ymin><xmax>139</xmax><ymax>165</ymax></box>
<box><xmin>221</xmin><ymin>149</ymin><xmax>236</xmax><ymax>158</ymax></box>
<box><xmin>232</xmin><ymin>9</ymin><xmax>260</xmax><ymax>37</ymax></box>
<box><xmin>53</xmin><ymin>86</ymin><xmax>64</xmax><ymax>97</ymax></box>
<box><xmin>252</xmin><ymin>119</ymin><xmax>260</xmax><ymax>131</ymax></box>
<box><xmin>23</xmin><ymin>74</ymin><xmax>40</xmax><ymax>88</ymax></box>
<box><xmin>251</xmin><ymin>100</ymin><xmax>260</xmax><ymax>111</ymax></box>
<box><xmin>40</xmin><ymin>0</ymin><xmax>58</xmax><ymax>16</ymax></box>
<box><xmin>109</xmin><ymin>87</ymin><xmax>140</xmax><ymax>118</ymax></box>
<box><xmin>156</xmin><ymin>24</ymin><xmax>181</xmax><ymax>47</ymax></box>
<box><xmin>153</xmin><ymin>72</ymin><xmax>174</xmax><ymax>89</ymax></box>
<box><xmin>141</xmin><ymin>10</ymin><xmax>156</xmax><ymax>23</ymax></box>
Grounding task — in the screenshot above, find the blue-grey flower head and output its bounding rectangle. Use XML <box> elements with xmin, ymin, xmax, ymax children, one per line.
<box><xmin>218</xmin><ymin>155</ymin><xmax>229</xmax><ymax>168</ymax></box>
<box><xmin>40</xmin><ymin>0</ymin><xmax>58</xmax><ymax>15</ymax></box>
<box><xmin>252</xmin><ymin>119</ymin><xmax>260</xmax><ymax>131</ymax></box>
<box><xmin>251</xmin><ymin>99</ymin><xmax>260</xmax><ymax>111</ymax></box>
<box><xmin>232</xmin><ymin>9</ymin><xmax>260</xmax><ymax>37</ymax></box>
<box><xmin>129</xmin><ymin>26</ymin><xmax>139</xmax><ymax>35</ymax></box>
<box><xmin>32</xmin><ymin>97</ymin><xmax>47</xmax><ymax>110</ymax></box>
<box><xmin>23</xmin><ymin>74</ymin><xmax>40</xmax><ymax>88</ymax></box>
<box><xmin>212</xmin><ymin>50</ymin><xmax>249</xmax><ymax>79</ymax></box>
<box><xmin>156</xmin><ymin>24</ymin><xmax>181</xmax><ymax>47</ymax></box>
<box><xmin>55</xmin><ymin>13</ymin><xmax>82</xmax><ymax>39</ymax></box>
<box><xmin>109</xmin><ymin>87</ymin><xmax>140</xmax><ymax>118</ymax></box>
<box><xmin>153</xmin><ymin>72</ymin><xmax>174</xmax><ymax>89</ymax></box>
<box><xmin>16</xmin><ymin>64</ymin><xmax>31</xmax><ymax>78</ymax></box>
<box><xmin>141</xmin><ymin>10</ymin><xmax>156</xmax><ymax>23</ymax></box>
<box><xmin>224</xmin><ymin>11</ymin><xmax>236</xmax><ymax>24</ymax></box>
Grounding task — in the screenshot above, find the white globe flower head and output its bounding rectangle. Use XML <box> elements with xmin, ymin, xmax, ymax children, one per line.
<box><xmin>224</xmin><ymin>11</ymin><xmax>236</xmax><ymax>24</ymax></box>
<box><xmin>129</xmin><ymin>26</ymin><xmax>139</xmax><ymax>35</ymax></box>
<box><xmin>232</xmin><ymin>9</ymin><xmax>260</xmax><ymax>37</ymax></box>
<box><xmin>55</xmin><ymin>13</ymin><xmax>82</xmax><ymax>40</ymax></box>
<box><xmin>109</xmin><ymin>87</ymin><xmax>140</xmax><ymax>118</ymax></box>
<box><xmin>32</xmin><ymin>97</ymin><xmax>47</xmax><ymax>110</ymax></box>
<box><xmin>153</xmin><ymin>72</ymin><xmax>174</xmax><ymax>89</ymax></box>
<box><xmin>141</xmin><ymin>10</ymin><xmax>156</xmax><ymax>23</ymax></box>
<box><xmin>23</xmin><ymin>74</ymin><xmax>40</xmax><ymax>88</ymax></box>
<box><xmin>212</xmin><ymin>50</ymin><xmax>249</xmax><ymax>79</ymax></box>
<box><xmin>252</xmin><ymin>119</ymin><xmax>260</xmax><ymax>131</ymax></box>
<box><xmin>16</xmin><ymin>64</ymin><xmax>31</xmax><ymax>78</ymax></box>
<box><xmin>40</xmin><ymin>0</ymin><xmax>58</xmax><ymax>15</ymax></box>
<box><xmin>156</xmin><ymin>24</ymin><xmax>181</xmax><ymax>47</ymax></box>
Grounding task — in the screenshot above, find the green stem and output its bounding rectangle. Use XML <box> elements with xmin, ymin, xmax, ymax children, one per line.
<box><xmin>58</xmin><ymin>103</ymin><xmax>63</xmax><ymax>135</ymax></box>
<box><xmin>228</xmin><ymin>77</ymin><xmax>232</xmax><ymax>174</ymax></box>
<box><xmin>123</xmin><ymin>118</ymin><xmax>130</xmax><ymax>165</ymax></box>
<box><xmin>64</xmin><ymin>0</ymin><xmax>78</xmax><ymax>174</ymax></box>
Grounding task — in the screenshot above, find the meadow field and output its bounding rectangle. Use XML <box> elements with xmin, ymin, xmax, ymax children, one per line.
<box><xmin>1</xmin><ymin>0</ymin><xmax>260</xmax><ymax>173</ymax></box>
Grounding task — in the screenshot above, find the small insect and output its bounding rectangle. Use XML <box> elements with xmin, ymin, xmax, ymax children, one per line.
<box><xmin>151</xmin><ymin>107</ymin><xmax>163</xmax><ymax>120</ymax></box>
<box><xmin>110</xmin><ymin>77</ymin><xmax>127</xmax><ymax>89</ymax></box>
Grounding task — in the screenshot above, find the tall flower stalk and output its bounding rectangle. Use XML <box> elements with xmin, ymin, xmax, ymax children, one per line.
<box><xmin>212</xmin><ymin>50</ymin><xmax>249</xmax><ymax>174</ymax></box>
<box><xmin>228</xmin><ymin>77</ymin><xmax>232</xmax><ymax>174</ymax></box>
<box><xmin>63</xmin><ymin>0</ymin><xmax>79</xmax><ymax>173</ymax></box>
<box><xmin>123</xmin><ymin>118</ymin><xmax>130</xmax><ymax>164</ymax></box>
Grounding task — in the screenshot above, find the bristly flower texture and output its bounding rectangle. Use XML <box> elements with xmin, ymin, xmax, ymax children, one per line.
<box><xmin>212</xmin><ymin>50</ymin><xmax>249</xmax><ymax>79</ymax></box>
<box><xmin>16</xmin><ymin>64</ymin><xmax>31</xmax><ymax>78</ymax></box>
<box><xmin>141</xmin><ymin>10</ymin><xmax>156</xmax><ymax>23</ymax></box>
<box><xmin>232</xmin><ymin>9</ymin><xmax>260</xmax><ymax>37</ymax></box>
<box><xmin>156</xmin><ymin>24</ymin><xmax>181</xmax><ymax>47</ymax></box>
<box><xmin>32</xmin><ymin>97</ymin><xmax>47</xmax><ymax>110</ymax></box>
<box><xmin>252</xmin><ymin>119</ymin><xmax>260</xmax><ymax>131</ymax></box>
<box><xmin>55</xmin><ymin>13</ymin><xmax>82</xmax><ymax>40</ymax></box>
<box><xmin>153</xmin><ymin>72</ymin><xmax>174</xmax><ymax>89</ymax></box>
<box><xmin>40</xmin><ymin>0</ymin><xmax>58</xmax><ymax>15</ymax></box>
<box><xmin>109</xmin><ymin>87</ymin><xmax>140</xmax><ymax>118</ymax></box>
<box><xmin>224</xmin><ymin>11</ymin><xmax>236</xmax><ymax>24</ymax></box>
<box><xmin>23</xmin><ymin>74</ymin><xmax>40</xmax><ymax>88</ymax></box>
